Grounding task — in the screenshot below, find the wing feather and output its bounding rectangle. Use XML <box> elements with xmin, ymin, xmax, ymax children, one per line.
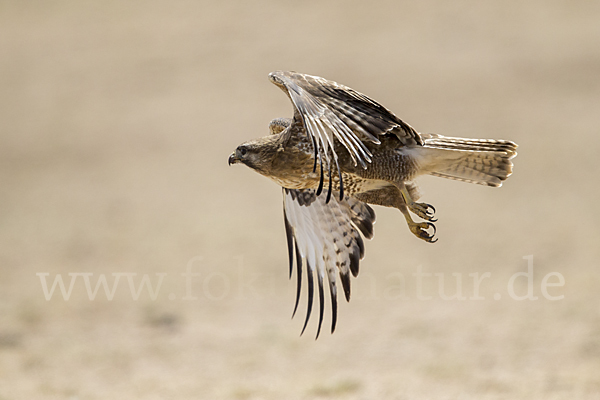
<box><xmin>283</xmin><ymin>188</ymin><xmax>376</xmax><ymax>336</ymax></box>
<box><xmin>269</xmin><ymin>71</ymin><xmax>423</xmax><ymax>178</ymax></box>
<box><xmin>292</xmin><ymin>238</ymin><xmax>302</xmax><ymax>318</ymax></box>
<box><xmin>316</xmin><ymin>272</ymin><xmax>325</xmax><ymax>339</ymax></box>
<box><xmin>301</xmin><ymin>260</ymin><xmax>314</xmax><ymax>336</ymax></box>
<box><xmin>283</xmin><ymin>211</ymin><xmax>294</xmax><ymax>279</ymax></box>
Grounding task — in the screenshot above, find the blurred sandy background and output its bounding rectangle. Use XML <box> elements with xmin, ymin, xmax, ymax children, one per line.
<box><xmin>1</xmin><ymin>1</ymin><xmax>600</xmax><ymax>399</ymax></box>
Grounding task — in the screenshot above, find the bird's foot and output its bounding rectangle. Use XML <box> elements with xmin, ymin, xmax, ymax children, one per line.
<box><xmin>409</xmin><ymin>202</ymin><xmax>437</xmax><ymax>222</ymax></box>
<box><xmin>408</xmin><ymin>221</ymin><xmax>438</xmax><ymax>243</ymax></box>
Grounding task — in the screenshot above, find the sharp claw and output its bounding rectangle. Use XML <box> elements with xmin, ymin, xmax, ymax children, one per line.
<box><xmin>426</xmin><ymin>223</ymin><xmax>438</xmax><ymax>243</ymax></box>
<box><xmin>410</xmin><ymin>202</ymin><xmax>437</xmax><ymax>222</ymax></box>
<box><xmin>411</xmin><ymin>221</ymin><xmax>437</xmax><ymax>243</ymax></box>
<box><xmin>424</xmin><ymin>204</ymin><xmax>436</xmax><ymax>219</ymax></box>
<box><xmin>421</xmin><ymin>222</ymin><xmax>434</xmax><ymax>238</ymax></box>
<box><xmin>428</xmin><ymin>222</ymin><xmax>437</xmax><ymax>239</ymax></box>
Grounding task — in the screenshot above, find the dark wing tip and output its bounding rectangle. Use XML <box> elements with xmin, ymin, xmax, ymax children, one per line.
<box><xmin>356</xmin><ymin>235</ymin><xmax>365</xmax><ymax>259</ymax></box>
<box><xmin>340</xmin><ymin>271</ymin><xmax>352</xmax><ymax>302</ymax></box>
<box><xmin>338</xmin><ymin>166</ymin><xmax>344</xmax><ymax>201</ymax></box>
<box><xmin>291</xmin><ymin>240</ymin><xmax>303</xmax><ymax>318</ymax></box>
<box><xmin>330</xmin><ymin>284</ymin><xmax>338</xmax><ymax>334</ymax></box>
<box><xmin>351</xmin><ymin>203</ymin><xmax>376</xmax><ymax>240</ymax></box>
<box><xmin>316</xmin><ymin>160</ymin><xmax>324</xmax><ymax>196</ymax></box>
<box><xmin>315</xmin><ymin>273</ymin><xmax>325</xmax><ymax>340</ymax></box>
<box><xmin>350</xmin><ymin>249</ymin><xmax>360</xmax><ymax>277</ymax></box>
<box><xmin>300</xmin><ymin>262</ymin><xmax>314</xmax><ymax>336</ymax></box>
<box><xmin>283</xmin><ymin>212</ymin><xmax>294</xmax><ymax>279</ymax></box>
<box><xmin>325</xmin><ymin>167</ymin><xmax>333</xmax><ymax>204</ymax></box>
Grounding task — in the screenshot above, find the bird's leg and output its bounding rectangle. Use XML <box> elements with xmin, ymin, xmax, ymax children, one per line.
<box><xmin>399</xmin><ymin>203</ymin><xmax>438</xmax><ymax>243</ymax></box>
<box><xmin>392</xmin><ymin>183</ymin><xmax>437</xmax><ymax>243</ymax></box>
<box><xmin>400</xmin><ymin>186</ymin><xmax>437</xmax><ymax>222</ymax></box>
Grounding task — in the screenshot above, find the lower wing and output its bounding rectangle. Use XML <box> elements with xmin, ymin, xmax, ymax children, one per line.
<box><xmin>282</xmin><ymin>188</ymin><xmax>375</xmax><ymax>338</ymax></box>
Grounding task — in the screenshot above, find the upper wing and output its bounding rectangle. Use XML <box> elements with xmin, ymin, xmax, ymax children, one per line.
<box><xmin>283</xmin><ymin>188</ymin><xmax>376</xmax><ymax>338</ymax></box>
<box><xmin>269</xmin><ymin>71</ymin><xmax>423</xmax><ymax>200</ymax></box>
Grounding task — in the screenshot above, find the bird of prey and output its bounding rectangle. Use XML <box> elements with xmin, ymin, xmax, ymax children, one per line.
<box><xmin>229</xmin><ymin>71</ymin><xmax>517</xmax><ymax>337</ymax></box>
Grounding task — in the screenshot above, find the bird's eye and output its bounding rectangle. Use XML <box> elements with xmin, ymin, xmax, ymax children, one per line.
<box><xmin>239</xmin><ymin>146</ymin><xmax>247</xmax><ymax>156</ymax></box>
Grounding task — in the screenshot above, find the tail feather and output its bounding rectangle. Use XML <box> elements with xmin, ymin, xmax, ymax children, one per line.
<box><xmin>417</xmin><ymin>134</ymin><xmax>517</xmax><ymax>187</ymax></box>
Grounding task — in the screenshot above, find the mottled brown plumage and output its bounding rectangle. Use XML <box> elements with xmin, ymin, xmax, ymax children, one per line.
<box><xmin>229</xmin><ymin>71</ymin><xmax>517</xmax><ymax>337</ymax></box>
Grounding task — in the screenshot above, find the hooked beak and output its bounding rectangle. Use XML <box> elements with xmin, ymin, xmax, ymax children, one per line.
<box><xmin>228</xmin><ymin>152</ymin><xmax>239</xmax><ymax>166</ymax></box>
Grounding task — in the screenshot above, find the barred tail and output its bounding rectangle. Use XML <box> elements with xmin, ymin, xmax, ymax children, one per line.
<box><xmin>416</xmin><ymin>134</ymin><xmax>518</xmax><ymax>187</ymax></box>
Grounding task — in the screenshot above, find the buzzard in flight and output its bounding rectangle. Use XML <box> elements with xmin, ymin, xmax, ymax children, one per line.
<box><xmin>229</xmin><ymin>71</ymin><xmax>517</xmax><ymax>337</ymax></box>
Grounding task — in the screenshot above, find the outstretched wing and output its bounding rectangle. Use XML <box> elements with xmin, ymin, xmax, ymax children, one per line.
<box><xmin>269</xmin><ymin>70</ymin><xmax>423</xmax><ymax>200</ymax></box>
<box><xmin>283</xmin><ymin>188</ymin><xmax>375</xmax><ymax>338</ymax></box>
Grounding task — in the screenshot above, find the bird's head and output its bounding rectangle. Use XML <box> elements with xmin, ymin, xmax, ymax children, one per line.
<box><xmin>228</xmin><ymin>135</ymin><xmax>280</xmax><ymax>175</ymax></box>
